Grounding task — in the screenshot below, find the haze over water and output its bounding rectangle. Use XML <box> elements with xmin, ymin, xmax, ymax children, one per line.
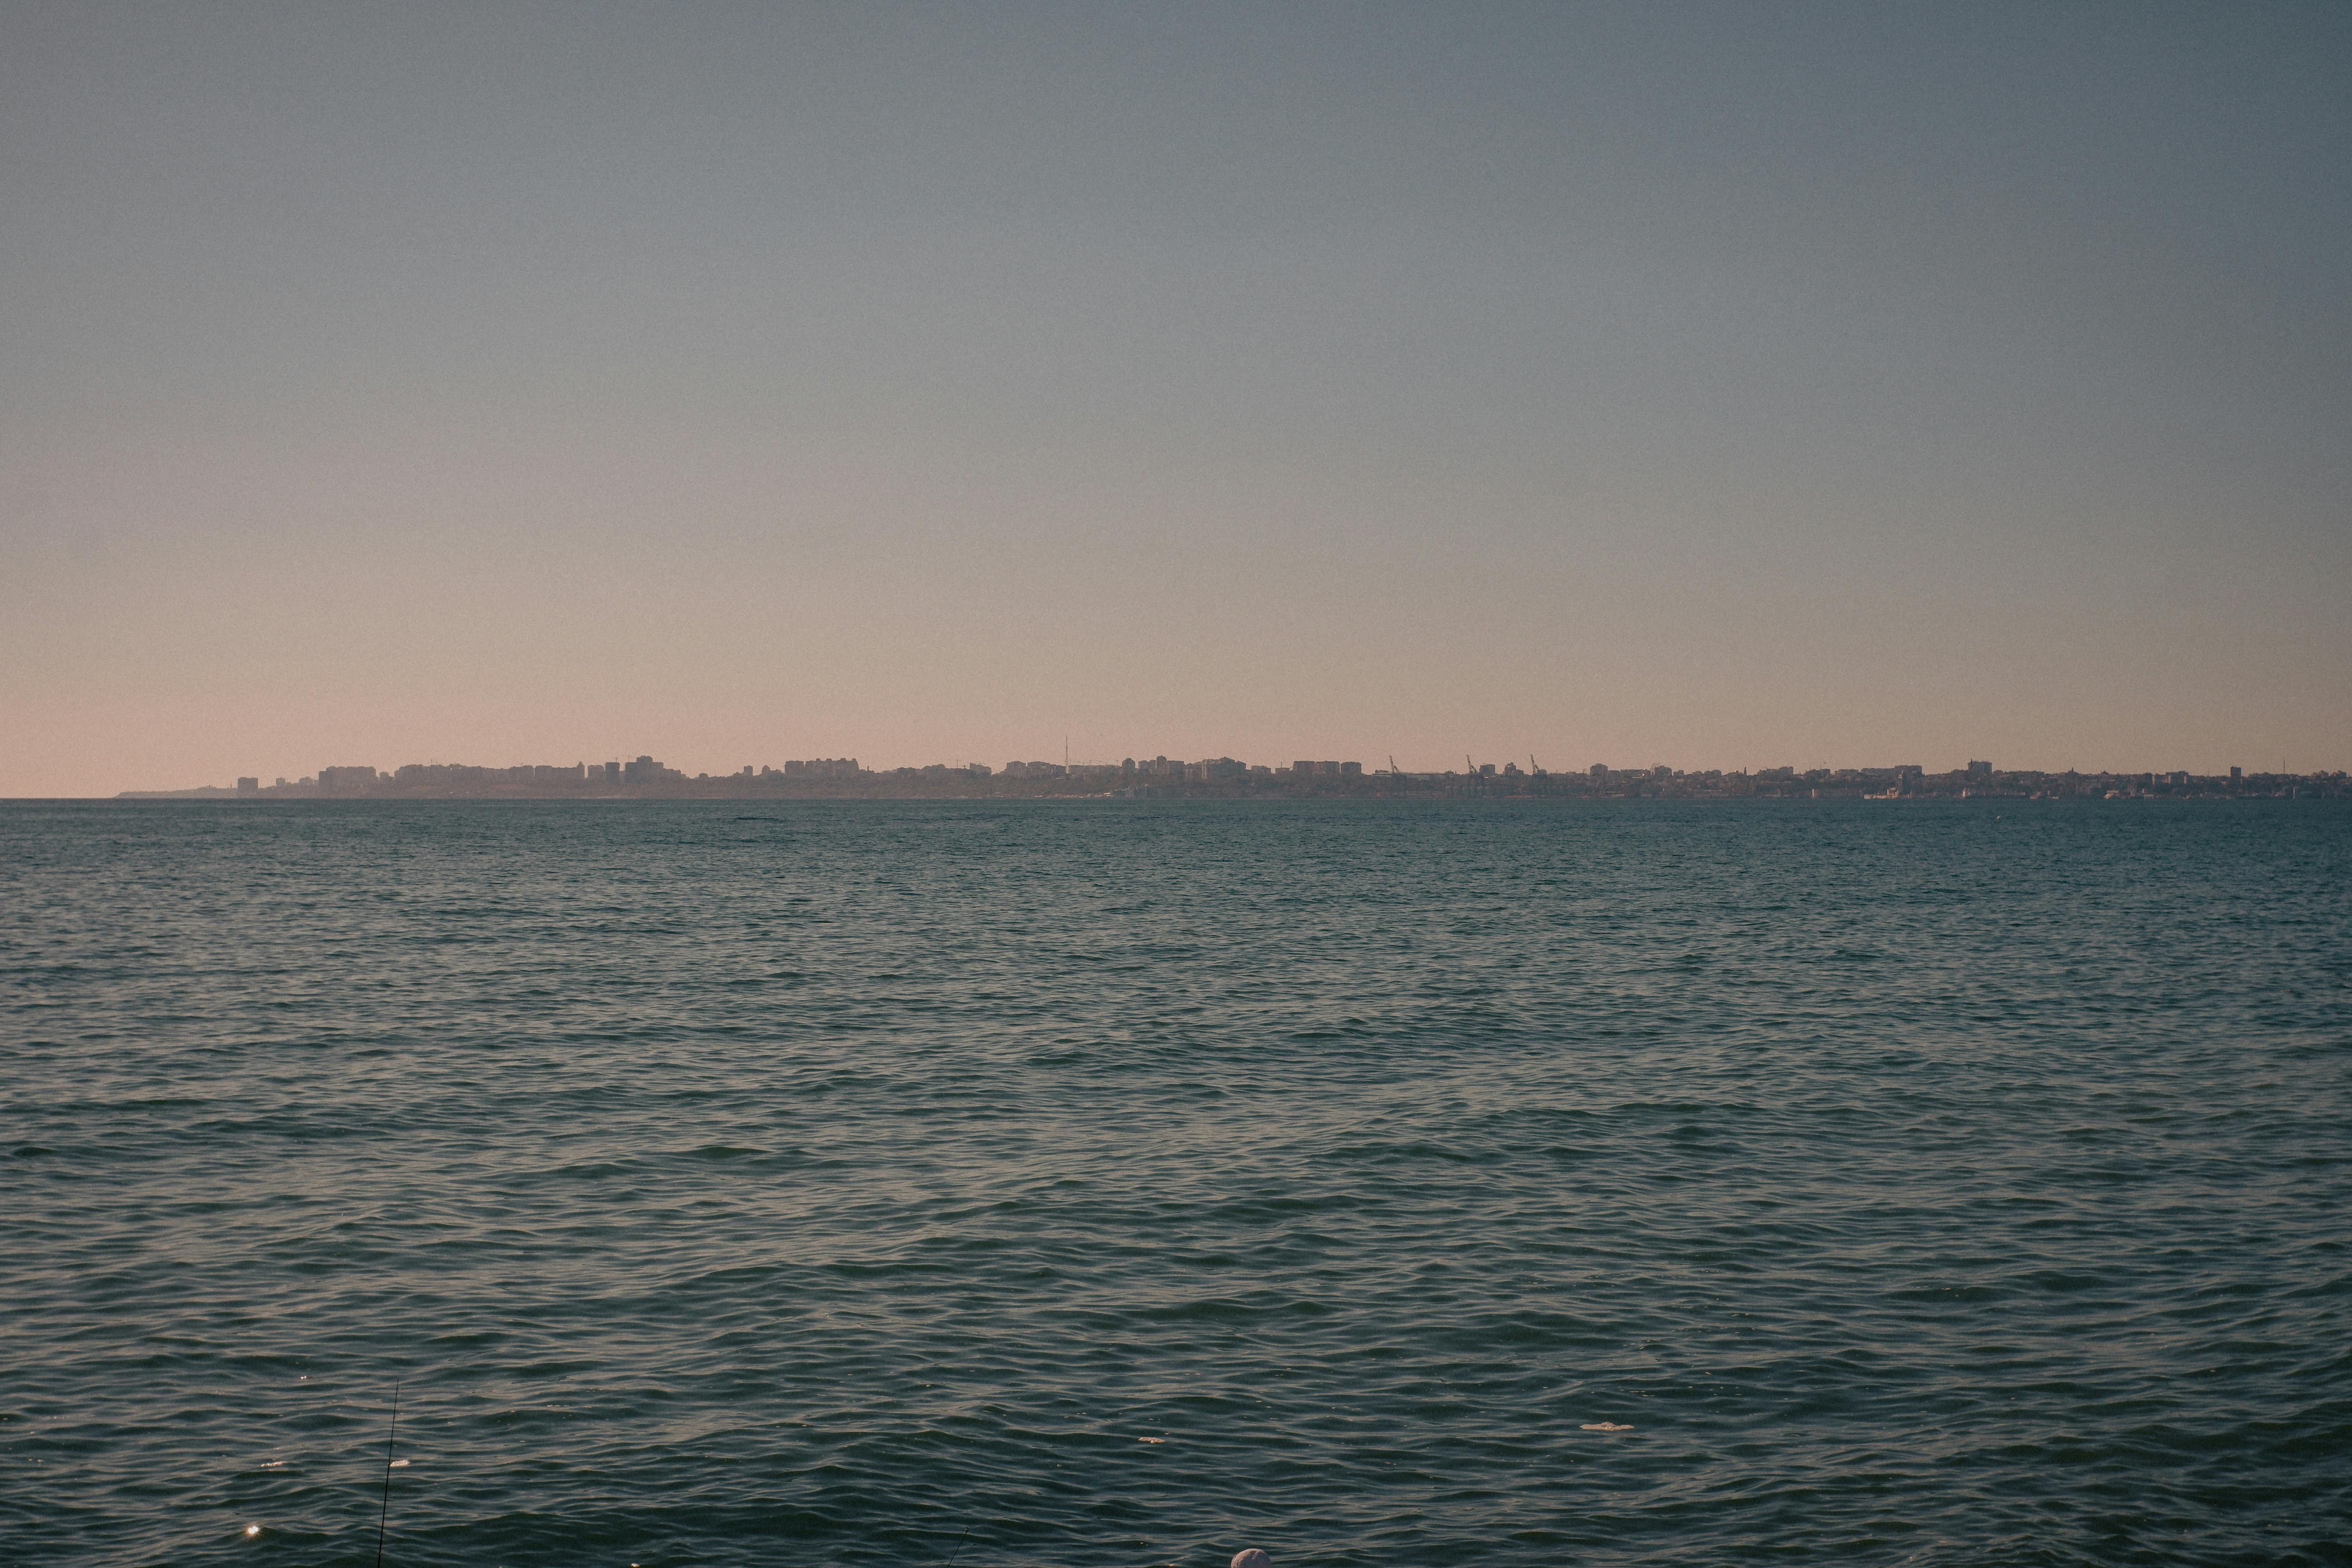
<box><xmin>4</xmin><ymin>799</ymin><xmax>2346</xmax><ymax>1565</ymax></box>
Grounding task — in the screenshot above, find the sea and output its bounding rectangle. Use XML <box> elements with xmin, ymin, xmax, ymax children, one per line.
<box><xmin>2</xmin><ymin>799</ymin><xmax>2346</xmax><ymax>1567</ymax></box>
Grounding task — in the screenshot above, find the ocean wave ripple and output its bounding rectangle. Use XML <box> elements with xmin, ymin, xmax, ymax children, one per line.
<box><xmin>2</xmin><ymin>799</ymin><xmax>2347</xmax><ymax>1566</ymax></box>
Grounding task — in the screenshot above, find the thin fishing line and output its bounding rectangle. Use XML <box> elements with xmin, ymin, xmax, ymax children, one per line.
<box><xmin>375</xmin><ymin>1380</ymin><xmax>401</xmax><ymax>1568</ymax></box>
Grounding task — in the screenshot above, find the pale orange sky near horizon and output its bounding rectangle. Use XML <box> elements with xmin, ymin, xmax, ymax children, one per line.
<box><xmin>5</xmin><ymin>4</ymin><xmax>2347</xmax><ymax>797</ymax></box>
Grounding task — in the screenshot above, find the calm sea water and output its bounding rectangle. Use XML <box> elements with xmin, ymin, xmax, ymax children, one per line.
<box><xmin>2</xmin><ymin>799</ymin><xmax>2347</xmax><ymax>1567</ymax></box>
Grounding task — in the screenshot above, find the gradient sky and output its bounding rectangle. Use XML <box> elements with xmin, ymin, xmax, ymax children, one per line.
<box><xmin>4</xmin><ymin>1</ymin><xmax>2347</xmax><ymax>794</ymax></box>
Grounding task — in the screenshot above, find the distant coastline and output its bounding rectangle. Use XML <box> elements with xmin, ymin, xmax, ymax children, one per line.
<box><xmin>113</xmin><ymin>753</ymin><xmax>2349</xmax><ymax>802</ymax></box>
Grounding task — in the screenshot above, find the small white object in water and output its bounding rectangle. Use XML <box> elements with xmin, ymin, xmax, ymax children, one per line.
<box><xmin>390</xmin><ymin>1458</ymin><xmax>410</xmax><ymax>1468</ymax></box>
<box><xmin>1580</xmin><ymin>1421</ymin><xmax>1633</xmax><ymax>1432</ymax></box>
<box><xmin>245</xmin><ymin>1524</ymin><xmax>261</xmax><ymax>1537</ymax></box>
<box><xmin>1138</xmin><ymin>1436</ymin><xmax>1165</xmax><ymax>1444</ymax></box>
<box><xmin>1233</xmin><ymin>1550</ymin><xmax>1272</xmax><ymax>1568</ymax></box>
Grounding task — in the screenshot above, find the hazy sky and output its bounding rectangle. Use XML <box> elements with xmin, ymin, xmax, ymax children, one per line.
<box><xmin>4</xmin><ymin>2</ymin><xmax>2347</xmax><ymax>793</ymax></box>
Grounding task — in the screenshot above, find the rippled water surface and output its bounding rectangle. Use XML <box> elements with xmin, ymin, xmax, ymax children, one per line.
<box><xmin>3</xmin><ymin>799</ymin><xmax>2348</xmax><ymax>1566</ymax></box>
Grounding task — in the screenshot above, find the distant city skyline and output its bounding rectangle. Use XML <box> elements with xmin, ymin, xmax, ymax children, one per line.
<box><xmin>5</xmin><ymin>4</ymin><xmax>2347</xmax><ymax>798</ymax></box>
<box><xmin>103</xmin><ymin>747</ymin><xmax>2348</xmax><ymax>802</ymax></box>
<box><xmin>65</xmin><ymin>739</ymin><xmax>2352</xmax><ymax>800</ymax></box>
